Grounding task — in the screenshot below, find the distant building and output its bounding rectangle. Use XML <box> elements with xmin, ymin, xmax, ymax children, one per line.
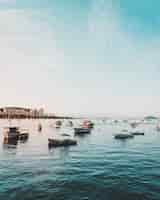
<box><xmin>30</xmin><ymin>109</ymin><xmax>41</xmax><ymax>118</ymax></box>
<box><xmin>38</xmin><ymin>108</ymin><xmax>44</xmax><ymax>117</ymax></box>
<box><xmin>0</xmin><ymin>107</ymin><xmax>32</xmax><ymax>118</ymax></box>
<box><xmin>0</xmin><ymin>106</ymin><xmax>55</xmax><ymax>119</ymax></box>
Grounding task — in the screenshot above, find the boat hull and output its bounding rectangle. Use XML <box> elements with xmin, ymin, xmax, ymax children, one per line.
<box><xmin>114</xmin><ymin>134</ymin><xmax>134</xmax><ymax>139</ymax></box>
<box><xmin>131</xmin><ymin>132</ymin><xmax>144</xmax><ymax>136</ymax></box>
<box><xmin>48</xmin><ymin>138</ymin><xmax>77</xmax><ymax>147</ymax></box>
<box><xmin>74</xmin><ymin>128</ymin><xmax>91</xmax><ymax>135</ymax></box>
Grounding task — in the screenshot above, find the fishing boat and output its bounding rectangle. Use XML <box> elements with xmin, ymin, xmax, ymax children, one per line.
<box><xmin>48</xmin><ymin>136</ymin><xmax>77</xmax><ymax>147</ymax></box>
<box><xmin>74</xmin><ymin>128</ymin><xmax>91</xmax><ymax>135</ymax></box>
<box><xmin>115</xmin><ymin>129</ymin><xmax>134</xmax><ymax>139</ymax></box>
<box><xmin>114</xmin><ymin>133</ymin><xmax>134</xmax><ymax>139</ymax></box>
<box><xmin>131</xmin><ymin>131</ymin><xmax>144</xmax><ymax>136</ymax></box>
<box><xmin>3</xmin><ymin>127</ymin><xmax>20</xmax><ymax>140</ymax></box>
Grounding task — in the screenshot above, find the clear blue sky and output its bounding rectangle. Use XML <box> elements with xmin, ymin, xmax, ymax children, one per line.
<box><xmin>0</xmin><ymin>0</ymin><xmax>160</xmax><ymax>117</ymax></box>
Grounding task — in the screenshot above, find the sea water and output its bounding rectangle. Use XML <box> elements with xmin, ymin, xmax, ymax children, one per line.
<box><xmin>0</xmin><ymin>119</ymin><xmax>160</xmax><ymax>200</ymax></box>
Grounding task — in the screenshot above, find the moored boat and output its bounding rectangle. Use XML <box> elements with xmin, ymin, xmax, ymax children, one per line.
<box><xmin>3</xmin><ymin>127</ymin><xmax>20</xmax><ymax>140</ymax></box>
<box><xmin>48</xmin><ymin>138</ymin><xmax>77</xmax><ymax>147</ymax></box>
<box><xmin>131</xmin><ymin>131</ymin><xmax>144</xmax><ymax>136</ymax></box>
<box><xmin>55</xmin><ymin>120</ymin><xmax>62</xmax><ymax>128</ymax></box>
<box><xmin>74</xmin><ymin>128</ymin><xmax>91</xmax><ymax>135</ymax></box>
<box><xmin>114</xmin><ymin>133</ymin><xmax>134</xmax><ymax>139</ymax></box>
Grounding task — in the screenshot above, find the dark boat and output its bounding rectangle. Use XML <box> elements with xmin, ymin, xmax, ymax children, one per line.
<box><xmin>114</xmin><ymin>133</ymin><xmax>134</xmax><ymax>139</ymax></box>
<box><xmin>74</xmin><ymin>128</ymin><xmax>91</xmax><ymax>135</ymax></box>
<box><xmin>131</xmin><ymin>132</ymin><xmax>144</xmax><ymax>136</ymax></box>
<box><xmin>3</xmin><ymin>127</ymin><xmax>20</xmax><ymax>140</ymax></box>
<box><xmin>3</xmin><ymin>137</ymin><xmax>18</xmax><ymax>148</ymax></box>
<box><xmin>55</xmin><ymin>120</ymin><xmax>62</xmax><ymax>128</ymax></box>
<box><xmin>48</xmin><ymin>138</ymin><xmax>77</xmax><ymax>147</ymax></box>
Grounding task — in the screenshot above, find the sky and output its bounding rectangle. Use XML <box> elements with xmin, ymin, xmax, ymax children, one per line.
<box><xmin>0</xmin><ymin>0</ymin><xmax>160</xmax><ymax>117</ymax></box>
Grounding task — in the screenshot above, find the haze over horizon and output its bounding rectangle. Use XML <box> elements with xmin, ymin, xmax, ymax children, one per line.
<box><xmin>0</xmin><ymin>0</ymin><xmax>160</xmax><ymax>117</ymax></box>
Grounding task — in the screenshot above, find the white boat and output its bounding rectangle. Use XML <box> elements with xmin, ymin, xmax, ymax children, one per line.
<box><xmin>114</xmin><ymin>130</ymin><xmax>134</xmax><ymax>139</ymax></box>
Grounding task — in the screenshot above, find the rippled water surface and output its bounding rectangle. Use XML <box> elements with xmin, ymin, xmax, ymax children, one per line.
<box><xmin>0</xmin><ymin>119</ymin><xmax>160</xmax><ymax>200</ymax></box>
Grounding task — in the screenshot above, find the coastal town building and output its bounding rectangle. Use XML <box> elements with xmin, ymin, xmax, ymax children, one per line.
<box><xmin>0</xmin><ymin>107</ymin><xmax>49</xmax><ymax>118</ymax></box>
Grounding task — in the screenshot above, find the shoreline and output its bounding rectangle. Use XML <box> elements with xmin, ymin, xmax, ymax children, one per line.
<box><xmin>0</xmin><ymin>116</ymin><xmax>74</xmax><ymax>120</ymax></box>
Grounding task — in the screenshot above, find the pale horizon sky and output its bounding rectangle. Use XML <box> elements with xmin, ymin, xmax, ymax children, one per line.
<box><xmin>0</xmin><ymin>0</ymin><xmax>160</xmax><ymax>117</ymax></box>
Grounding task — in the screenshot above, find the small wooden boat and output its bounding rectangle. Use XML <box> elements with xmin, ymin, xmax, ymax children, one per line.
<box><xmin>114</xmin><ymin>133</ymin><xmax>134</xmax><ymax>139</ymax></box>
<box><xmin>131</xmin><ymin>131</ymin><xmax>144</xmax><ymax>136</ymax></box>
<box><xmin>48</xmin><ymin>138</ymin><xmax>77</xmax><ymax>147</ymax></box>
<box><xmin>74</xmin><ymin>128</ymin><xmax>91</xmax><ymax>135</ymax></box>
<box><xmin>3</xmin><ymin>127</ymin><xmax>20</xmax><ymax>140</ymax></box>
